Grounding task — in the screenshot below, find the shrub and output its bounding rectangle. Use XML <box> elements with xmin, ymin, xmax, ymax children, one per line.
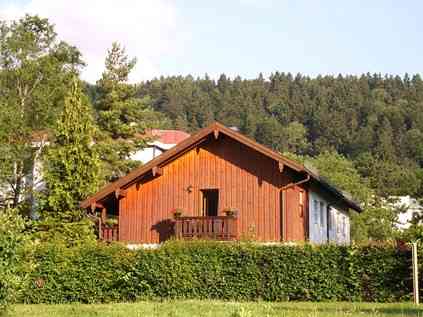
<box><xmin>22</xmin><ymin>240</ymin><xmax>414</xmax><ymax>304</ymax></box>
<box><xmin>0</xmin><ymin>209</ymin><xmax>29</xmax><ymax>314</ymax></box>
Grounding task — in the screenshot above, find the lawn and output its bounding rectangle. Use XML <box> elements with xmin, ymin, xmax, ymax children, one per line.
<box><xmin>10</xmin><ymin>300</ymin><xmax>423</xmax><ymax>317</ymax></box>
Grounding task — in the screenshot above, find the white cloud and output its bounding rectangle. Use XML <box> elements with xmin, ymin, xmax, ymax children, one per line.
<box><xmin>0</xmin><ymin>0</ymin><xmax>182</xmax><ymax>83</ymax></box>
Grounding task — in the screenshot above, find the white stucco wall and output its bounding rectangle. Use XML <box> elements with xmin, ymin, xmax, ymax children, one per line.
<box><xmin>130</xmin><ymin>146</ymin><xmax>165</xmax><ymax>164</ymax></box>
<box><xmin>395</xmin><ymin>195</ymin><xmax>422</xmax><ymax>229</ymax></box>
<box><xmin>130</xmin><ymin>141</ymin><xmax>176</xmax><ymax>164</ymax></box>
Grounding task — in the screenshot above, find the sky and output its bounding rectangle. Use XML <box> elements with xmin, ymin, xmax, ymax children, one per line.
<box><xmin>0</xmin><ymin>0</ymin><xmax>422</xmax><ymax>83</ymax></box>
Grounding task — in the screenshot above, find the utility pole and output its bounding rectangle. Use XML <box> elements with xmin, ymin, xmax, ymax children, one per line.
<box><xmin>412</xmin><ymin>241</ymin><xmax>419</xmax><ymax>305</ymax></box>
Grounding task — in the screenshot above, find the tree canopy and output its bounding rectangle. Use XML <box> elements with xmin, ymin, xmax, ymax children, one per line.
<box><xmin>133</xmin><ymin>73</ymin><xmax>423</xmax><ymax>199</ymax></box>
<box><xmin>0</xmin><ymin>15</ymin><xmax>83</xmax><ymax>213</ymax></box>
<box><xmin>94</xmin><ymin>42</ymin><xmax>170</xmax><ymax>181</ymax></box>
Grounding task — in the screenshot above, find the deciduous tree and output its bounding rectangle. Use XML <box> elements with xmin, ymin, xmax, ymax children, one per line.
<box><xmin>0</xmin><ymin>15</ymin><xmax>83</xmax><ymax>214</ymax></box>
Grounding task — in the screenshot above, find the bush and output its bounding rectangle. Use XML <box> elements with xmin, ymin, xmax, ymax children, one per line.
<box><xmin>22</xmin><ymin>241</ymin><xmax>414</xmax><ymax>304</ymax></box>
<box><xmin>0</xmin><ymin>209</ymin><xmax>29</xmax><ymax>314</ymax></box>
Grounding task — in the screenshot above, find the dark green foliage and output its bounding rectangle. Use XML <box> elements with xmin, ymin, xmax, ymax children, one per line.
<box><xmin>0</xmin><ymin>209</ymin><xmax>29</xmax><ymax>313</ymax></box>
<box><xmin>135</xmin><ymin>73</ymin><xmax>423</xmax><ymax>199</ymax></box>
<box><xmin>0</xmin><ymin>15</ymin><xmax>84</xmax><ymax>213</ymax></box>
<box><xmin>41</xmin><ymin>78</ymin><xmax>100</xmax><ymax>216</ymax></box>
<box><xmin>22</xmin><ymin>241</ymin><xmax>413</xmax><ymax>304</ymax></box>
<box><xmin>95</xmin><ymin>42</ymin><xmax>170</xmax><ymax>181</ymax></box>
<box><xmin>37</xmin><ymin>77</ymin><xmax>99</xmax><ymax>245</ymax></box>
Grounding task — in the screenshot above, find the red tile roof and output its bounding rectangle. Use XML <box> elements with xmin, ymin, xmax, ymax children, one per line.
<box><xmin>150</xmin><ymin>129</ymin><xmax>191</xmax><ymax>145</ymax></box>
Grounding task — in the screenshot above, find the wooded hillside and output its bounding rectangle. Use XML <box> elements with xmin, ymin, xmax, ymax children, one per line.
<box><xmin>90</xmin><ymin>73</ymin><xmax>423</xmax><ymax>198</ymax></box>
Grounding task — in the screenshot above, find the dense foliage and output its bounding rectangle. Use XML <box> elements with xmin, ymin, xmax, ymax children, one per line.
<box><xmin>0</xmin><ymin>15</ymin><xmax>84</xmax><ymax>213</ymax></box>
<box><xmin>0</xmin><ymin>209</ymin><xmax>29</xmax><ymax>313</ymax></box>
<box><xmin>37</xmin><ymin>77</ymin><xmax>99</xmax><ymax>245</ymax></box>
<box><xmin>134</xmin><ymin>73</ymin><xmax>423</xmax><ymax>198</ymax></box>
<box><xmin>22</xmin><ymin>241</ymin><xmax>414</xmax><ymax>304</ymax></box>
<box><xmin>94</xmin><ymin>42</ymin><xmax>170</xmax><ymax>181</ymax></box>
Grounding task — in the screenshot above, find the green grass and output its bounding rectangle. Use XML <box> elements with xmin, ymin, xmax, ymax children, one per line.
<box><xmin>10</xmin><ymin>301</ymin><xmax>423</xmax><ymax>317</ymax></box>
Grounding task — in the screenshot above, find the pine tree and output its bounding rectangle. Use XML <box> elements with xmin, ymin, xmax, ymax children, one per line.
<box><xmin>38</xmin><ymin>77</ymin><xmax>100</xmax><ymax>244</ymax></box>
<box><xmin>95</xmin><ymin>42</ymin><xmax>169</xmax><ymax>180</ymax></box>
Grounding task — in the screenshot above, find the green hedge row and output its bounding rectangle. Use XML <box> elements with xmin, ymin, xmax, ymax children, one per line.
<box><xmin>22</xmin><ymin>241</ymin><xmax>413</xmax><ymax>303</ymax></box>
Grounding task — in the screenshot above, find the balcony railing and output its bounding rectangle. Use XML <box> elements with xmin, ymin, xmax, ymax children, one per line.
<box><xmin>174</xmin><ymin>216</ymin><xmax>238</xmax><ymax>240</ymax></box>
<box><xmin>99</xmin><ymin>223</ymin><xmax>119</xmax><ymax>242</ymax></box>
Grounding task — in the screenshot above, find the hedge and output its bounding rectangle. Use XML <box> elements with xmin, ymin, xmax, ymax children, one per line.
<box><xmin>21</xmin><ymin>241</ymin><xmax>414</xmax><ymax>303</ymax></box>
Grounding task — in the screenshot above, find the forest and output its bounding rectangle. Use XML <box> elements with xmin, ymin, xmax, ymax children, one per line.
<box><xmin>127</xmin><ymin>72</ymin><xmax>423</xmax><ymax>199</ymax></box>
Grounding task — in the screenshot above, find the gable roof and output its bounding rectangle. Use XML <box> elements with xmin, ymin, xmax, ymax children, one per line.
<box><xmin>80</xmin><ymin>122</ymin><xmax>362</xmax><ymax>212</ymax></box>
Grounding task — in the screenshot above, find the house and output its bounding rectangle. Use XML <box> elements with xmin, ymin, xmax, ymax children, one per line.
<box><xmin>1</xmin><ymin>129</ymin><xmax>189</xmax><ymax>211</ymax></box>
<box><xmin>395</xmin><ymin>195</ymin><xmax>423</xmax><ymax>229</ymax></box>
<box><xmin>81</xmin><ymin>122</ymin><xmax>362</xmax><ymax>244</ymax></box>
<box><xmin>131</xmin><ymin>129</ymin><xmax>191</xmax><ymax>164</ymax></box>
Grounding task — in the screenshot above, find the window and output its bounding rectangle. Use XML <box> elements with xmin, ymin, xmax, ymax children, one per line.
<box><xmin>327</xmin><ymin>208</ymin><xmax>332</xmax><ymax>231</ymax></box>
<box><xmin>313</xmin><ymin>200</ymin><xmax>319</xmax><ymax>224</ymax></box>
<box><xmin>319</xmin><ymin>202</ymin><xmax>325</xmax><ymax>227</ymax></box>
<box><xmin>341</xmin><ymin>215</ymin><xmax>346</xmax><ymax>238</ymax></box>
<box><xmin>201</xmin><ymin>189</ymin><xmax>219</xmax><ymax>216</ymax></box>
<box><xmin>336</xmin><ymin>213</ymin><xmax>341</xmax><ymax>234</ymax></box>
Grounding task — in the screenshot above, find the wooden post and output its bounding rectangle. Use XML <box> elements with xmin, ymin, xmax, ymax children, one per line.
<box><xmin>98</xmin><ymin>217</ymin><xmax>102</xmax><ymax>240</ymax></box>
<box><xmin>413</xmin><ymin>241</ymin><xmax>419</xmax><ymax>305</ymax></box>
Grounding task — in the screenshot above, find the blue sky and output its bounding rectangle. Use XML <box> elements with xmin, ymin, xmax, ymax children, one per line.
<box><xmin>1</xmin><ymin>0</ymin><xmax>422</xmax><ymax>82</ymax></box>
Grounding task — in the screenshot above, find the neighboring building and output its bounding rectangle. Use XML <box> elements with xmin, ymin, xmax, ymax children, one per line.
<box><xmin>131</xmin><ymin>129</ymin><xmax>191</xmax><ymax>164</ymax></box>
<box><xmin>395</xmin><ymin>195</ymin><xmax>423</xmax><ymax>229</ymax></box>
<box><xmin>0</xmin><ymin>131</ymin><xmax>49</xmax><ymax>209</ymax></box>
<box><xmin>2</xmin><ymin>129</ymin><xmax>189</xmax><ymax>210</ymax></box>
<box><xmin>81</xmin><ymin>122</ymin><xmax>362</xmax><ymax>245</ymax></box>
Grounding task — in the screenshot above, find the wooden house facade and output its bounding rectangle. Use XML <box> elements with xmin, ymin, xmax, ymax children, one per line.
<box><xmin>81</xmin><ymin>122</ymin><xmax>362</xmax><ymax>244</ymax></box>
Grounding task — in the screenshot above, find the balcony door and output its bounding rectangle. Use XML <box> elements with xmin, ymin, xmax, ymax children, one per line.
<box><xmin>201</xmin><ymin>189</ymin><xmax>219</xmax><ymax>216</ymax></box>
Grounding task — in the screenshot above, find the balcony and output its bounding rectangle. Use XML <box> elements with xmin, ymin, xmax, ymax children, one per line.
<box><xmin>99</xmin><ymin>222</ymin><xmax>119</xmax><ymax>242</ymax></box>
<box><xmin>174</xmin><ymin>215</ymin><xmax>238</xmax><ymax>240</ymax></box>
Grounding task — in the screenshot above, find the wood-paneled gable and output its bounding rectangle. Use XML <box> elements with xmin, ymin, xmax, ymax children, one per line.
<box><xmin>119</xmin><ymin>135</ymin><xmax>295</xmax><ymax>243</ymax></box>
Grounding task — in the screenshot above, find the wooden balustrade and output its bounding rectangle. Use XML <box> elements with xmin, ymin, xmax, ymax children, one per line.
<box><xmin>174</xmin><ymin>216</ymin><xmax>238</xmax><ymax>240</ymax></box>
<box><xmin>99</xmin><ymin>223</ymin><xmax>119</xmax><ymax>242</ymax></box>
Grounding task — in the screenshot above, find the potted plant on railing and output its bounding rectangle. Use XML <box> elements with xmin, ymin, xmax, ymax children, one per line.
<box><xmin>104</xmin><ymin>218</ymin><xmax>118</xmax><ymax>228</ymax></box>
<box><xmin>172</xmin><ymin>208</ymin><xmax>185</xmax><ymax>219</ymax></box>
<box><xmin>222</xmin><ymin>208</ymin><xmax>238</xmax><ymax>217</ymax></box>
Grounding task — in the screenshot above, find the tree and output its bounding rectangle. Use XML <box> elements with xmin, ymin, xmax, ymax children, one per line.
<box><xmin>38</xmin><ymin>77</ymin><xmax>99</xmax><ymax>245</ymax></box>
<box><xmin>285</xmin><ymin>151</ymin><xmax>400</xmax><ymax>241</ymax></box>
<box><xmin>280</xmin><ymin>121</ymin><xmax>310</xmax><ymax>155</ymax></box>
<box><xmin>95</xmin><ymin>42</ymin><xmax>169</xmax><ymax>180</ymax></box>
<box><xmin>355</xmin><ymin>153</ymin><xmax>421</xmax><ymax>197</ymax></box>
<box><xmin>311</xmin><ymin>152</ymin><xmax>401</xmax><ymax>241</ymax></box>
<box><xmin>137</xmin><ymin>72</ymin><xmax>423</xmax><ymax>199</ymax></box>
<box><xmin>0</xmin><ymin>15</ymin><xmax>83</xmax><ymax>214</ymax></box>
